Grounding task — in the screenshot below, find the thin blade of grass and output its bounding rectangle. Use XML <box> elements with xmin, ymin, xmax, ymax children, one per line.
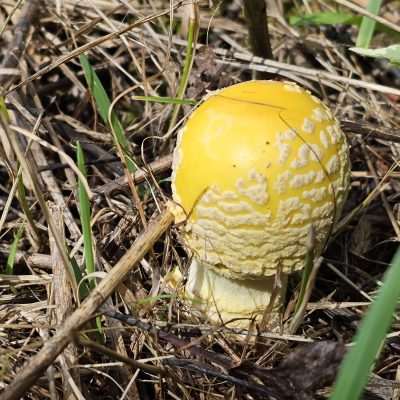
<box><xmin>330</xmin><ymin>247</ymin><xmax>400</xmax><ymax>400</ymax></box>
<box><xmin>76</xmin><ymin>142</ymin><xmax>103</xmax><ymax>338</ymax></box>
<box><xmin>290</xmin><ymin>12</ymin><xmax>361</xmax><ymax>27</ymax></box>
<box><xmin>0</xmin><ymin>97</ymin><xmax>39</xmax><ymax>244</ymax></box>
<box><xmin>70</xmin><ymin>256</ymin><xmax>90</xmax><ymax>300</ymax></box>
<box><xmin>76</xmin><ymin>142</ymin><xmax>95</xmax><ymax>289</ymax></box>
<box><xmin>294</xmin><ymin>227</ymin><xmax>315</xmax><ymax>313</ymax></box>
<box><xmin>79</xmin><ymin>54</ymin><xmax>135</xmax><ymax>172</ymax></box>
<box><xmin>0</xmin><ymin>95</ymin><xmax>10</xmax><ymax>122</ymax></box>
<box><xmin>16</xmin><ymin>175</ymin><xmax>40</xmax><ymax>244</ymax></box>
<box><xmin>6</xmin><ymin>224</ymin><xmax>25</xmax><ymax>275</ymax></box>
<box><xmin>168</xmin><ymin>3</ymin><xmax>199</xmax><ymax>132</ymax></box>
<box><xmin>131</xmin><ymin>95</ymin><xmax>196</xmax><ymax>105</ymax></box>
<box><xmin>356</xmin><ymin>0</ymin><xmax>383</xmax><ymax>48</ymax></box>
<box><xmin>79</xmin><ymin>53</ymin><xmax>148</xmax><ymax>227</ymax></box>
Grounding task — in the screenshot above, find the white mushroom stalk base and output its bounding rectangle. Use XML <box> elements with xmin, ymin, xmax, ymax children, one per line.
<box><xmin>185</xmin><ymin>259</ymin><xmax>288</xmax><ymax>329</ymax></box>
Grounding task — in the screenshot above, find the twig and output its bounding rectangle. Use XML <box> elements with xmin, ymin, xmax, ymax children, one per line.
<box><xmin>361</xmin><ymin>139</ymin><xmax>400</xmax><ymax>239</ymax></box>
<box><xmin>104</xmin><ymin>309</ymin><xmax>233</xmax><ymax>369</ymax></box>
<box><xmin>165</xmin><ymin>358</ymin><xmax>277</xmax><ymax>398</ymax></box>
<box><xmin>80</xmin><ymin>337</ymin><xmax>280</xmax><ymax>399</ymax></box>
<box><xmin>78</xmin><ymin>337</ymin><xmax>166</xmax><ymax>376</ymax></box>
<box><xmin>341</xmin><ymin>120</ymin><xmax>400</xmax><ymax>144</ymax></box>
<box><xmin>1</xmin><ymin>208</ymin><xmax>174</xmax><ymax>400</ymax></box>
<box><xmin>94</xmin><ymin>154</ymin><xmax>173</xmax><ymax>196</ymax></box>
<box><xmin>49</xmin><ymin>204</ymin><xmax>80</xmax><ymax>398</ymax></box>
<box><xmin>287</xmin><ymin>257</ymin><xmax>323</xmax><ymax>334</ymax></box>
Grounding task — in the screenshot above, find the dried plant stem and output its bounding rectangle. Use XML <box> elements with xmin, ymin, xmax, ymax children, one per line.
<box><xmin>243</xmin><ymin>0</ymin><xmax>274</xmax><ymax>79</ymax></box>
<box><xmin>2</xmin><ymin>208</ymin><xmax>174</xmax><ymax>400</ymax></box>
<box><xmin>95</xmin><ymin>154</ymin><xmax>173</xmax><ymax>196</ymax></box>
<box><xmin>287</xmin><ymin>257</ymin><xmax>323</xmax><ymax>334</ymax></box>
<box><xmin>0</xmin><ymin>103</ymin><xmax>40</xmax><ymax>246</ymax></box>
<box><xmin>49</xmin><ymin>204</ymin><xmax>80</xmax><ymax>398</ymax></box>
<box><xmin>78</xmin><ymin>337</ymin><xmax>166</xmax><ymax>376</ymax></box>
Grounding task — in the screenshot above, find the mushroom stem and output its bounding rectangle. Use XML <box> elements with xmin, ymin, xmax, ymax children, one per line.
<box><xmin>186</xmin><ymin>259</ymin><xmax>288</xmax><ymax>328</ymax></box>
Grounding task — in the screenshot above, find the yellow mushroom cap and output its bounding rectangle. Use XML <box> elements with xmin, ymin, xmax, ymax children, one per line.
<box><xmin>172</xmin><ymin>80</ymin><xmax>350</xmax><ymax>279</ymax></box>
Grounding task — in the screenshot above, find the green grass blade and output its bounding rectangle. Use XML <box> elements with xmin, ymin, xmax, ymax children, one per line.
<box><xmin>168</xmin><ymin>5</ymin><xmax>199</xmax><ymax>132</ymax></box>
<box><xmin>295</xmin><ymin>237</ymin><xmax>315</xmax><ymax>313</ymax></box>
<box><xmin>290</xmin><ymin>12</ymin><xmax>361</xmax><ymax>27</ymax></box>
<box><xmin>131</xmin><ymin>95</ymin><xmax>196</xmax><ymax>105</ymax></box>
<box><xmin>0</xmin><ymin>96</ymin><xmax>10</xmax><ymax>122</ymax></box>
<box><xmin>356</xmin><ymin>0</ymin><xmax>383</xmax><ymax>48</ymax></box>
<box><xmin>79</xmin><ymin>54</ymin><xmax>135</xmax><ymax>172</ymax></box>
<box><xmin>16</xmin><ymin>175</ymin><xmax>39</xmax><ymax>243</ymax></box>
<box><xmin>330</xmin><ymin>247</ymin><xmax>400</xmax><ymax>400</ymax></box>
<box><xmin>70</xmin><ymin>256</ymin><xmax>90</xmax><ymax>299</ymax></box>
<box><xmin>76</xmin><ymin>142</ymin><xmax>95</xmax><ymax>289</ymax></box>
<box><xmin>6</xmin><ymin>224</ymin><xmax>25</xmax><ymax>275</ymax></box>
<box><xmin>76</xmin><ymin>142</ymin><xmax>103</xmax><ymax>339</ymax></box>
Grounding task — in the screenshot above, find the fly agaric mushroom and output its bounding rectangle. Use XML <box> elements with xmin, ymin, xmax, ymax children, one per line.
<box><xmin>171</xmin><ymin>80</ymin><xmax>350</xmax><ymax>327</ymax></box>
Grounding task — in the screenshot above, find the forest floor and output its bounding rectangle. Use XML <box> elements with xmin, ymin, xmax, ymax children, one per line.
<box><xmin>1</xmin><ymin>1</ymin><xmax>400</xmax><ymax>399</ymax></box>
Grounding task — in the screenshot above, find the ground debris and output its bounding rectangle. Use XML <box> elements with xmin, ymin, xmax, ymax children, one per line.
<box><xmin>1</xmin><ymin>0</ymin><xmax>400</xmax><ymax>398</ymax></box>
<box><xmin>228</xmin><ymin>341</ymin><xmax>344</xmax><ymax>400</ymax></box>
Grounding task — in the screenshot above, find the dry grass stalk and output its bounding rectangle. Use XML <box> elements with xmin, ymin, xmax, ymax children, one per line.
<box><xmin>49</xmin><ymin>203</ymin><xmax>81</xmax><ymax>400</ymax></box>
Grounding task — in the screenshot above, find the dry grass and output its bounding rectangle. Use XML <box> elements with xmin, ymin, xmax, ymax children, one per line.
<box><xmin>1</xmin><ymin>0</ymin><xmax>400</xmax><ymax>399</ymax></box>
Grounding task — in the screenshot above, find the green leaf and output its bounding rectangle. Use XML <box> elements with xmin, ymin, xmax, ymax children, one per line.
<box><xmin>350</xmin><ymin>44</ymin><xmax>400</xmax><ymax>65</ymax></box>
<box><xmin>330</xmin><ymin>247</ymin><xmax>400</xmax><ymax>400</ymax></box>
<box><xmin>289</xmin><ymin>12</ymin><xmax>361</xmax><ymax>27</ymax></box>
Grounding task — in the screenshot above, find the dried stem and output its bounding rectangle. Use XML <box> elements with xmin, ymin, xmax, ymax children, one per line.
<box><xmin>243</xmin><ymin>0</ymin><xmax>274</xmax><ymax>80</ymax></box>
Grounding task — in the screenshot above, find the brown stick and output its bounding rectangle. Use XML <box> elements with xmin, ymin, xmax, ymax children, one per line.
<box><xmin>78</xmin><ymin>338</ymin><xmax>166</xmax><ymax>377</ymax></box>
<box><xmin>2</xmin><ymin>208</ymin><xmax>174</xmax><ymax>400</ymax></box>
<box><xmin>94</xmin><ymin>154</ymin><xmax>173</xmax><ymax>196</ymax></box>
<box><xmin>49</xmin><ymin>204</ymin><xmax>80</xmax><ymax>399</ymax></box>
<box><xmin>243</xmin><ymin>0</ymin><xmax>274</xmax><ymax>80</ymax></box>
<box><xmin>341</xmin><ymin>120</ymin><xmax>400</xmax><ymax>144</ymax></box>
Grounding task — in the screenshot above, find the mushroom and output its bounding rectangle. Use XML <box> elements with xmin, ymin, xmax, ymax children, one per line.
<box><xmin>171</xmin><ymin>80</ymin><xmax>351</xmax><ymax>328</ymax></box>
